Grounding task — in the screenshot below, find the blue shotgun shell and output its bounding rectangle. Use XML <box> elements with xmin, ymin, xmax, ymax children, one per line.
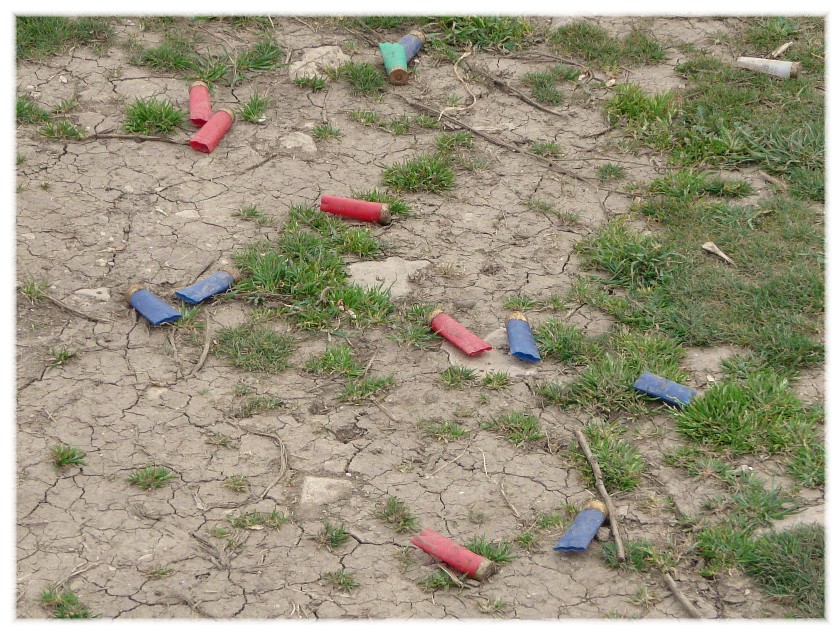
<box><xmin>506</xmin><ymin>312</ymin><xmax>541</xmax><ymax>363</ymax></box>
<box><xmin>553</xmin><ymin>501</ymin><xmax>608</xmax><ymax>552</ymax></box>
<box><xmin>633</xmin><ymin>372</ymin><xmax>697</xmax><ymax>407</ymax></box>
<box><xmin>126</xmin><ymin>286</ymin><xmax>181</xmax><ymax>326</ymax></box>
<box><xmin>175</xmin><ymin>270</ymin><xmax>237</xmax><ymax>305</ymax></box>
<box><xmin>398</xmin><ymin>31</ymin><xmax>425</xmax><ymax>62</ymax></box>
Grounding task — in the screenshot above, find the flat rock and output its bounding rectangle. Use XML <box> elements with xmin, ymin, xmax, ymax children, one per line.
<box><xmin>347</xmin><ymin>257</ymin><xmax>429</xmax><ymax>298</ymax></box>
<box><xmin>279</xmin><ymin>132</ymin><xmax>317</xmax><ymax>154</ymax></box>
<box><xmin>440</xmin><ymin>327</ymin><xmax>539</xmax><ymax>377</ymax></box>
<box><xmin>74</xmin><ymin>287</ymin><xmax>111</xmax><ymax>301</ymax></box>
<box><xmin>288</xmin><ymin>46</ymin><xmax>350</xmax><ymax>80</ymax></box>
<box><xmin>595</xmin><ymin>527</ymin><xmax>611</xmax><ymax>542</ymax></box>
<box><xmin>298</xmin><ymin>476</ymin><xmax>354</xmax><ymax>508</ymax></box>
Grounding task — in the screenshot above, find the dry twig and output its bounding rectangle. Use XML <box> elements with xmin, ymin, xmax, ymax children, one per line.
<box><xmin>663</xmin><ymin>572</ymin><xmax>704</xmax><ymax>618</ymax></box>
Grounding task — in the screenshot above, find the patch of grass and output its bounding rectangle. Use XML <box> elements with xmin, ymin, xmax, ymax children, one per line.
<box><xmin>481</xmin><ymin>411</ymin><xmax>543</xmax><ymax>446</ymax></box>
<box><xmin>215</xmin><ymin>325</ymin><xmax>295</xmax><ymax>373</ymax></box>
<box><xmin>482</xmin><ymin>371</ymin><xmax>510</xmax><ymax>390</ymax></box>
<box><xmin>292</xmin><ymin>75</ymin><xmax>327</xmax><ymax>91</ymax></box>
<box><xmin>517</xmin><ymin>531</ymin><xmax>537</xmax><ymax>550</ymax></box>
<box><xmin>123</xmin><ymin>98</ymin><xmax>184</xmax><ymax>135</ymax></box>
<box><xmin>357</xmin><ymin>16</ymin><xmax>424</xmax><ymax>30</ymax></box>
<box><xmin>50</xmin><ymin>444</ymin><xmax>86</xmax><ymax>468</ymax></box>
<box><xmin>17</xmin><ymin>95</ymin><xmax>51</xmax><ymax>124</ymax></box>
<box><xmin>413</xmin><ymin>114</ymin><xmax>439</xmax><ymax>129</ymax></box>
<box><xmin>350</xmin><ymin>109</ymin><xmax>380</xmax><ymax>126</ymax></box>
<box><xmin>533</xmin><ymin>319</ymin><xmax>598</xmax><ymax>364</ymax></box>
<box><xmin>435</xmin><ymin>131</ymin><xmax>473</xmax><ymax>154</ymax></box>
<box><xmin>39</xmin><ymin>121</ymin><xmax>83</xmax><ymax>139</ymax></box>
<box><xmin>236</xmin><ymin>395</ymin><xmax>284</xmax><ymax>417</ymax></box>
<box><xmin>235</xmin><ymin>204</ymin><xmax>272</xmax><ymax>226</ymax></box>
<box><xmin>305</xmin><ymin>344</ymin><xmax>364</xmax><ymax>378</ymax></box>
<box><xmin>740</xmin><ymin>524</ymin><xmax>824</xmax><ymax>618</ymax></box>
<box><xmin>573</xmin><ymin>419</ymin><xmax>645</xmax><ymax>492</ymax></box>
<box><xmin>127</xmin><ymin>465</ymin><xmax>176</xmax><ymax>490</ymax></box>
<box><xmin>17</xmin><ymin>16</ymin><xmax>114</xmax><ymax>60</ymax></box>
<box><xmin>206</xmin><ymin>432</ymin><xmax>235</xmax><ymax>448</ymax></box>
<box><xmin>234</xmin><ymin>36</ymin><xmax>284</xmax><ymax>77</ymax></box>
<box><xmin>339</xmin><ymin>62</ymin><xmax>386</xmax><ymax>95</ymax></box>
<box><xmin>189</xmin><ymin>52</ymin><xmax>230</xmax><ymax>83</ymax></box>
<box><xmin>40</xmin><ymin>588</ymin><xmax>97</xmax><ymax>619</ymax></box>
<box><xmin>352</xmin><ymin>188</ymin><xmax>411</xmax><ymax>217</ymax></box>
<box><xmin>134</xmin><ymin>33</ymin><xmax>194</xmax><ymax>72</ymax></box>
<box><xmin>20</xmin><ymin>279</ymin><xmax>47</xmax><ymax>303</ymax></box>
<box><xmin>439</xmin><ymin>366</ymin><xmax>477</xmax><ymax>389</ymax></box>
<box><xmin>145</xmin><ymin>565</ymin><xmax>174</xmax><ymax>578</ymax></box>
<box><xmin>386</xmin><ymin>114</ymin><xmax>412</xmax><ymax>135</ymax></box>
<box><xmin>550</xmin><ymin>21</ymin><xmax>664</xmax><ymax>69</ymax></box>
<box><xmin>376</xmin><ymin>495</ymin><xmax>418</xmax><ymax>534</ymax></box>
<box><xmin>340</xmin><ymin>374</ymin><xmax>395</xmax><ymax>402</ymax></box>
<box><xmin>390</xmin><ymin>303</ymin><xmax>437</xmax><ymax>349</ymax></box>
<box><xmin>743</xmin><ymin>17</ymin><xmax>800</xmax><ymax>54</ymax></box>
<box><xmin>48</xmin><ymin>346</ymin><xmax>77</xmax><ymax>367</ymax></box>
<box><xmin>502</xmin><ymin>294</ymin><xmax>537</xmax><ymax>310</ymax></box>
<box><xmin>598</xmin><ymin>163</ymin><xmax>626</xmax><ymax>181</ymax></box>
<box><xmin>602</xmin><ymin>539</ymin><xmax>675</xmax><ymax>572</ymax></box>
<box><xmin>240</xmin><ymin>93</ymin><xmax>269</xmax><ymax>123</ymax></box>
<box><xmin>224</xmin><ymin>475</ymin><xmax>248</xmax><ymax>493</ymax></box>
<box><xmin>318</xmin><ymin>521</ymin><xmax>350</xmax><ymax>549</ymax></box>
<box><xmin>423</xmin><ymin>420</ymin><xmax>467</xmax><ymax>443</ymax></box>
<box><xmin>419</xmin><ymin>570</ymin><xmax>464</xmax><ymax>592</ymax></box>
<box><xmin>433</xmin><ymin>17</ymin><xmax>532</xmax><ymax>51</ymax></box>
<box><xmin>466</xmin><ymin>535</ymin><xmax>513</xmax><ymax>563</ymax></box>
<box><xmin>229</xmin><ymin>510</ymin><xmax>287</xmax><ymax>530</ymax></box>
<box><xmin>531</xmin><ymin>141</ymin><xmax>562</xmax><ymax>157</ymax></box>
<box><xmin>313</xmin><ymin>122</ymin><xmax>342</xmax><ymax>140</ymax></box>
<box><xmin>382</xmin><ymin>153</ymin><xmax>454</xmax><ymax>193</ymax></box>
<box><xmin>675</xmin><ymin>369</ymin><xmax>823</xmax><ymax>487</ymax></box>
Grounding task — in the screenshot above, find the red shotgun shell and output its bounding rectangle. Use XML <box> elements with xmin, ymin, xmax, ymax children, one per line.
<box><xmin>428</xmin><ymin>309</ymin><xmax>492</xmax><ymax>356</ymax></box>
<box><xmin>189</xmin><ymin>80</ymin><xmax>212</xmax><ymax>127</ymax></box>
<box><xmin>320</xmin><ymin>195</ymin><xmax>392</xmax><ymax>225</ymax></box>
<box><xmin>189</xmin><ymin>108</ymin><xmax>234</xmax><ymax>153</ymax></box>
<box><xmin>411</xmin><ymin>528</ymin><xmax>496</xmax><ymax>580</ymax></box>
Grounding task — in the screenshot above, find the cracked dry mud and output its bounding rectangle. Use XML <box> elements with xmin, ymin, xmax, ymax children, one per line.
<box><xmin>16</xmin><ymin>16</ymin><xmax>821</xmax><ymax>619</ymax></box>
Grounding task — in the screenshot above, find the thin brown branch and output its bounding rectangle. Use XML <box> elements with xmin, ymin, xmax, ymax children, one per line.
<box><xmin>663</xmin><ymin>572</ymin><xmax>704</xmax><ymax>618</ymax></box>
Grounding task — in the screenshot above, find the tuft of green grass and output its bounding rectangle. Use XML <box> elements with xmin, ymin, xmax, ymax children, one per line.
<box><xmin>350</xmin><ymin>109</ymin><xmax>380</xmax><ymax>126</ymax></box>
<box><xmin>48</xmin><ymin>346</ymin><xmax>77</xmax><ymax>367</ymax></box>
<box><xmin>229</xmin><ymin>510</ymin><xmax>287</xmax><ymax>530</ymax></box>
<box><xmin>423</xmin><ymin>420</ymin><xmax>467</xmax><ymax>443</ymax></box>
<box><xmin>313</xmin><ymin>122</ymin><xmax>342</xmax><ymax>140</ymax></box>
<box><xmin>482</xmin><ymin>371</ymin><xmax>510</xmax><ymax>390</ymax></box>
<box><xmin>17</xmin><ymin>16</ymin><xmax>114</xmax><ymax>60</ymax></box>
<box><xmin>573</xmin><ymin>419</ymin><xmax>645</xmax><ymax>492</ymax></box>
<box><xmin>466</xmin><ymin>535</ymin><xmax>513</xmax><ymax>563</ymax></box>
<box><xmin>17</xmin><ymin>95</ymin><xmax>51</xmax><ymax>124</ymax></box>
<box><xmin>382</xmin><ymin>153</ymin><xmax>454</xmax><ymax>193</ymax></box>
<box><xmin>598</xmin><ymin>163</ymin><xmax>626</xmax><ymax>181</ymax></box>
<box><xmin>224</xmin><ymin>475</ymin><xmax>248</xmax><ymax>493</ymax></box>
<box><xmin>234</xmin><ymin>36</ymin><xmax>284</xmax><ymax>77</ymax></box>
<box><xmin>133</xmin><ymin>34</ymin><xmax>194</xmax><ymax>72</ymax></box>
<box><xmin>50</xmin><ymin>444</ymin><xmax>86</xmax><ymax>468</ymax></box>
<box><xmin>235</xmin><ymin>204</ymin><xmax>272</xmax><ymax>226</ymax></box>
<box><xmin>340</xmin><ymin>374</ymin><xmax>395</xmax><ymax>402</ymax></box>
<box><xmin>236</xmin><ymin>395</ymin><xmax>284</xmax><ymax>418</ymax></box>
<box><xmin>376</xmin><ymin>495</ymin><xmax>418</xmax><ymax>533</ymax></box>
<box><xmin>419</xmin><ymin>570</ymin><xmax>464</xmax><ymax>592</ymax></box>
<box><xmin>481</xmin><ymin>411</ymin><xmax>543</xmax><ymax>446</ymax></box>
<box><xmin>240</xmin><ymin>93</ymin><xmax>269</xmax><ymax>123</ymax></box>
<box><xmin>602</xmin><ymin>539</ymin><xmax>675</xmax><ymax>572</ymax></box>
<box><xmin>522</xmin><ymin>65</ymin><xmax>577</xmax><ymax>105</ymax></box>
<box><xmin>20</xmin><ymin>279</ymin><xmax>48</xmax><ymax>303</ymax></box>
<box><xmin>352</xmin><ymin>188</ymin><xmax>411</xmax><ymax>217</ymax></box>
<box><xmin>215</xmin><ymin>325</ymin><xmax>295</xmax><ymax>373</ymax></box>
<box><xmin>386</xmin><ymin>115</ymin><xmax>412</xmax><ymax>135</ymax></box>
<box><xmin>339</xmin><ymin>62</ymin><xmax>386</xmax><ymax>95</ymax></box>
<box><xmin>534</xmin><ymin>319</ymin><xmax>599</xmax><ymax>364</ymax></box>
<box><xmin>413</xmin><ymin>114</ymin><xmax>439</xmax><ymax>129</ymax></box>
<box><xmin>517</xmin><ymin>531</ymin><xmax>537</xmax><ymax>550</ymax></box>
<box><xmin>126</xmin><ymin>465</ymin><xmax>176</xmax><ymax>490</ymax></box>
<box><xmin>123</xmin><ymin>98</ymin><xmax>184</xmax><ymax>135</ymax></box>
<box><xmin>40</xmin><ymin>588</ymin><xmax>97</xmax><ymax>619</ymax></box>
<box><xmin>550</xmin><ymin>21</ymin><xmax>664</xmax><ymax>69</ymax></box>
<box><xmin>206</xmin><ymin>432</ymin><xmax>235</xmax><ymax>448</ymax></box>
<box><xmin>292</xmin><ymin>75</ymin><xmax>327</xmax><ymax>91</ymax></box>
<box><xmin>439</xmin><ymin>366</ymin><xmax>477</xmax><ymax>389</ymax></box>
<box><xmin>318</xmin><ymin>521</ymin><xmax>350</xmax><ymax>549</ymax></box>
<box><xmin>305</xmin><ymin>344</ymin><xmax>364</xmax><ymax>378</ymax></box>
<box><xmin>145</xmin><ymin>564</ymin><xmax>174</xmax><ymax>578</ymax></box>
<box><xmin>531</xmin><ymin>141</ymin><xmax>562</xmax><ymax>157</ymax></box>
<box><xmin>39</xmin><ymin>121</ymin><xmax>83</xmax><ymax>139</ymax></box>
<box><xmin>435</xmin><ymin>131</ymin><xmax>473</xmax><ymax>154</ymax></box>
<box><xmin>390</xmin><ymin>303</ymin><xmax>438</xmax><ymax>349</ymax></box>
<box><xmin>433</xmin><ymin>17</ymin><xmax>532</xmax><ymax>51</ymax></box>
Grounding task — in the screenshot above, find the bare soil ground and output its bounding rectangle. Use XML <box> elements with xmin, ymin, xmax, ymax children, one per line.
<box><xmin>16</xmin><ymin>16</ymin><xmax>821</xmax><ymax>619</ymax></box>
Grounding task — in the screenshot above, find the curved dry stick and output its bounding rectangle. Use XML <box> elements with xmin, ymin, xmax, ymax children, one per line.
<box><xmin>188</xmin><ymin>317</ymin><xmax>212</xmax><ymax>376</ymax></box>
<box><xmin>438</xmin><ymin>48</ymin><xmax>477</xmax><ymax>120</ymax></box>
<box><xmin>663</xmin><ymin>572</ymin><xmax>704</xmax><ymax>618</ymax></box>
<box><xmin>574</xmin><ymin>427</ymin><xmax>626</xmax><ymax>561</ymax></box>
<box><xmin>39</xmin><ymin>291</ymin><xmax>114</xmax><ymax>323</ymax></box>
